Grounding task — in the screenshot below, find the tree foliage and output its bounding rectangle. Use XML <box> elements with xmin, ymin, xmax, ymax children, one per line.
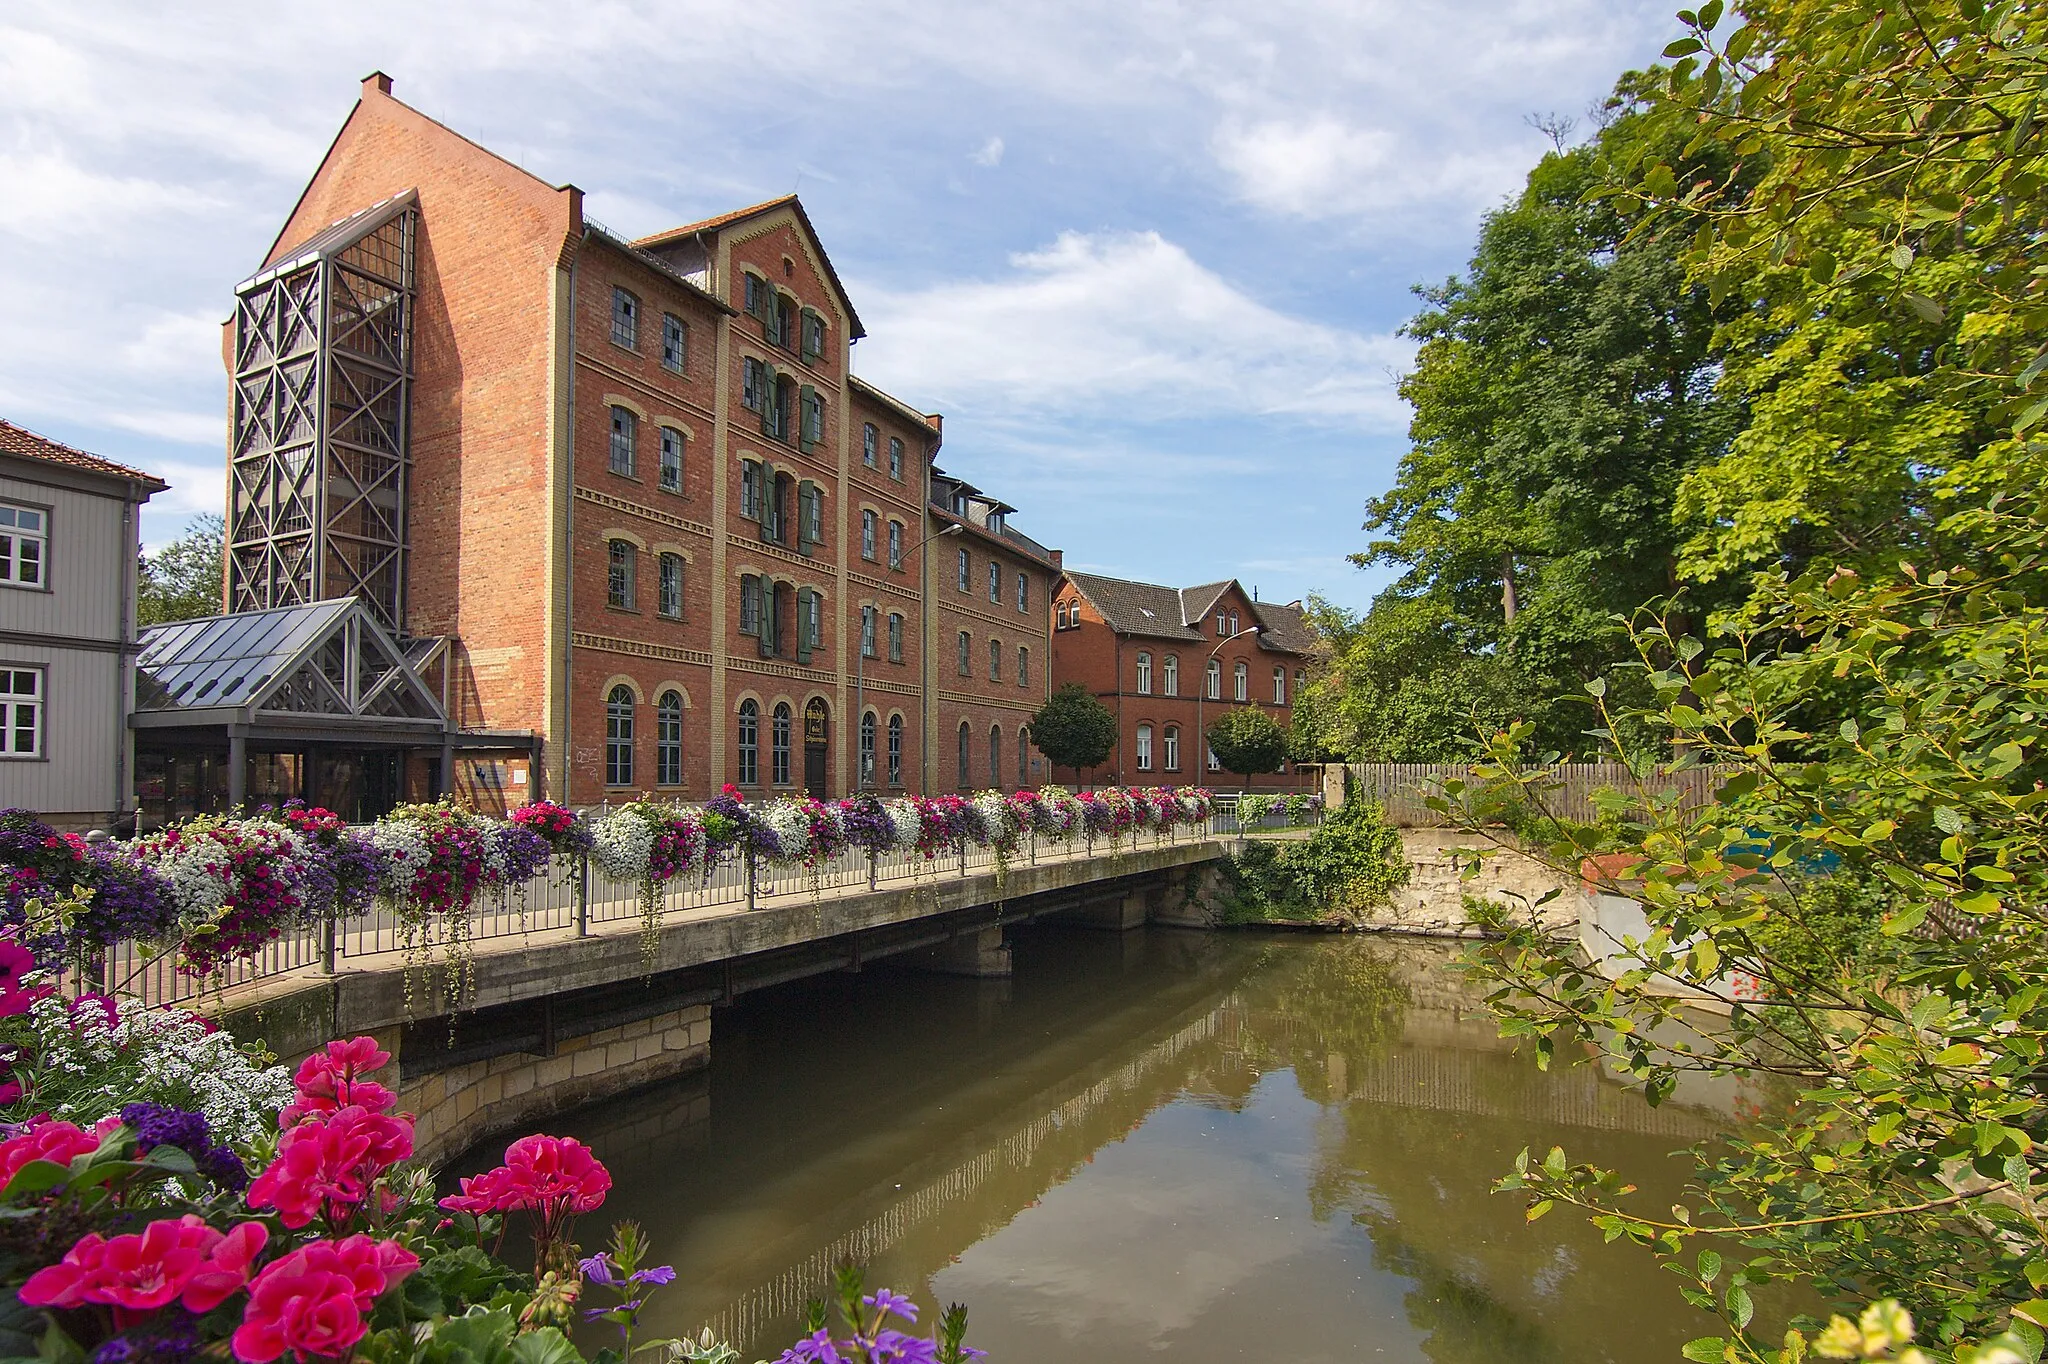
<box><xmin>1205</xmin><ymin>706</ymin><xmax>1287</xmax><ymax>782</ymax></box>
<box><xmin>1328</xmin><ymin>83</ymin><xmax>1746</xmax><ymax>758</ymax></box>
<box><xmin>1451</xmin><ymin>498</ymin><xmax>2048</xmax><ymax>1358</ymax></box>
<box><xmin>138</xmin><ymin>513</ymin><xmax>224</xmax><ymax>628</ymax></box>
<box><xmin>1626</xmin><ymin>0</ymin><xmax>2048</xmax><ymax>583</ymax></box>
<box><xmin>1028</xmin><ymin>683</ymin><xmax>1117</xmax><ymax>779</ymax></box>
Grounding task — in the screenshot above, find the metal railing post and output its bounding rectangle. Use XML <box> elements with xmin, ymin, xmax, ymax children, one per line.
<box><xmin>746</xmin><ymin>846</ymin><xmax>758</xmax><ymax>911</ymax></box>
<box><xmin>867</xmin><ymin>848</ymin><xmax>878</xmax><ymax>891</ymax></box>
<box><xmin>321</xmin><ymin>916</ymin><xmax>338</xmax><ymax>974</ymax></box>
<box><xmin>575</xmin><ymin>853</ymin><xmax>590</xmax><ymax>937</ymax></box>
<box><xmin>957</xmin><ymin>836</ymin><xmax>967</xmax><ymax>878</ymax></box>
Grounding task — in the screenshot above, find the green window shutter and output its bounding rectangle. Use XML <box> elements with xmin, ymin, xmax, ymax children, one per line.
<box><xmin>800</xmin><ymin>308</ymin><xmax>821</xmax><ymax>362</ymax></box>
<box><xmin>760</xmin><ymin>583</ymin><xmax>779</xmax><ymax>657</ymax></box>
<box><xmin>797</xmin><ymin>384</ymin><xmax>817</xmax><ymax>453</ymax></box>
<box><xmin>796</xmin><ymin>480</ymin><xmax>816</xmax><ymax>555</ymax></box>
<box><xmin>795</xmin><ymin>588</ymin><xmax>813</xmax><ymax>664</ymax></box>
<box><xmin>758</xmin><ymin>464</ymin><xmax>777</xmax><ymax>544</ymax></box>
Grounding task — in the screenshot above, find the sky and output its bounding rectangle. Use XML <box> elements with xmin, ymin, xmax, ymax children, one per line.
<box><xmin>0</xmin><ymin>1</ymin><xmax>1679</xmax><ymax>613</ymax></box>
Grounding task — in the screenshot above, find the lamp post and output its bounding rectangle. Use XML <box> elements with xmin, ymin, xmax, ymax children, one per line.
<box><xmin>1194</xmin><ymin>625</ymin><xmax>1261</xmax><ymax>791</ymax></box>
<box><xmin>855</xmin><ymin>520</ymin><xmax>962</xmax><ymax>790</ymax></box>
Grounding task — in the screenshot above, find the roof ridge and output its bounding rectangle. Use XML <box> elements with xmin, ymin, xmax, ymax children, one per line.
<box><xmin>0</xmin><ymin>418</ymin><xmax>166</xmax><ymax>488</ymax></box>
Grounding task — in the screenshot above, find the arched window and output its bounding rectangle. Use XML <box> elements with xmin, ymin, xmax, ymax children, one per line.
<box><xmin>887</xmin><ymin>521</ymin><xmax>904</xmax><ymax>569</ymax></box>
<box><xmin>1018</xmin><ymin>645</ymin><xmax>1028</xmax><ymax>687</ymax></box>
<box><xmin>1135</xmin><ymin>724</ymin><xmax>1153</xmax><ymax>771</ymax></box>
<box><xmin>1162</xmin><ymin>655</ymin><xmax>1178</xmax><ymax>696</ymax></box>
<box><xmin>1135</xmin><ymin>651</ymin><xmax>1152</xmax><ymax>695</ymax></box>
<box><xmin>1234</xmin><ymin>660</ymin><xmax>1249</xmax><ymax>702</ymax></box>
<box><xmin>860</xmin><ymin>710</ymin><xmax>878</xmax><ymax>788</ymax></box>
<box><xmin>656</xmin><ymin>691</ymin><xmax>683</xmax><ymax>786</ymax></box>
<box><xmin>658</xmin><ymin>553</ymin><xmax>683</xmax><ymax>618</ymax></box>
<box><xmin>887</xmin><ymin>612</ymin><xmax>904</xmax><ymax>663</ymax></box>
<box><xmin>989</xmin><ymin>637</ymin><xmax>1002</xmax><ymax>681</ymax></box>
<box><xmin>605</xmin><ymin>686</ymin><xmax>634</xmax><ymax>787</ymax></box>
<box><xmin>1018</xmin><ymin>726</ymin><xmax>1030</xmax><ymax>786</ymax></box>
<box><xmin>607</xmin><ymin>539</ymin><xmax>635</xmax><ymax>610</ymax></box>
<box><xmin>659</xmin><ymin>427</ymin><xmax>684</xmax><ymax>492</ymax></box>
<box><xmin>608</xmin><ymin>405</ymin><xmax>637</xmax><ymax>476</ymax></box>
<box><xmin>1206</xmin><ymin>658</ymin><xmax>1221</xmax><ymax>700</ymax></box>
<box><xmin>1163</xmin><ymin>725</ymin><xmax>1180</xmax><ymax>772</ymax></box>
<box><xmin>888</xmin><ymin>715</ymin><xmax>904</xmax><ymax>786</ymax></box>
<box><xmin>772</xmin><ymin>702</ymin><xmax>793</xmax><ymax>785</ymax></box>
<box><xmin>1273</xmin><ymin>666</ymin><xmax>1287</xmax><ymax>704</ymax></box>
<box><xmin>861</xmin><ymin>510</ymin><xmax>877</xmax><ymax>560</ymax></box>
<box><xmin>737</xmin><ymin>699</ymin><xmax>759</xmax><ymax>786</ymax></box>
<box><xmin>957</xmin><ymin>722</ymin><xmax>971</xmax><ymax>789</ymax></box>
<box><xmin>989</xmin><ymin>725</ymin><xmax>1002</xmax><ymax>788</ymax></box>
<box><xmin>862</xmin><ymin>423</ymin><xmax>879</xmax><ymax>467</ymax></box>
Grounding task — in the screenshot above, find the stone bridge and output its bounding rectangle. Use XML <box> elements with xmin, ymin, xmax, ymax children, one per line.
<box><xmin>207</xmin><ymin>833</ymin><xmax>1243</xmax><ymax>1162</ymax></box>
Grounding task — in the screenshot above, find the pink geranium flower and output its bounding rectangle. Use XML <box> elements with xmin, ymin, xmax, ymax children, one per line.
<box><xmin>230</xmin><ymin>1237</ymin><xmax>417</xmax><ymax>1364</ymax></box>
<box><xmin>0</xmin><ymin>940</ymin><xmax>52</xmax><ymax>1019</ymax></box>
<box><xmin>280</xmin><ymin>1037</ymin><xmax>396</xmax><ymax>1125</ymax></box>
<box><xmin>20</xmin><ymin>1215</ymin><xmax>266</xmax><ymax>1324</ymax></box>
<box><xmin>501</xmin><ymin>1133</ymin><xmax>611</xmax><ymax>1216</ymax></box>
<box><xmin>0</xmin><ymin>1119</ymin><xmax>101</xmax><ymax>1188</ymax></box>
<box><xmin>246</xmin><ymin>1105</ymin><xmax>414</xmax><ymax>1229</ymax></box>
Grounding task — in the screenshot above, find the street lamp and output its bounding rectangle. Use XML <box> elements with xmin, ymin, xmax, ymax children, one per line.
<box><xmin>1194</xmin><ymin>624</ymin><xmax>1261</xmax><ymax>791</ymax></box>
<box><xmin>855</xmin><ymin>520</ymin><xmax>963</xmax><ymax>790</ymax></box>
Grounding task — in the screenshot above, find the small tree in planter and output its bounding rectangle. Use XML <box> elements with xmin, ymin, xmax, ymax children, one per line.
<box><xmin>1028</xmin><ymin>684</ymin><xmax>1117</xmax><ymax>786</ymax></box>
<box><xmin>1206</xmin><ymin>707</ymin><xmax>1287</xmax><ymax>791</ymax></box>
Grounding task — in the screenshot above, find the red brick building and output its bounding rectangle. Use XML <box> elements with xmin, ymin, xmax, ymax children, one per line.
<box><xmin>198</xmin><ymin>72</ymin><xmax>1057</xmax><ymax>811</ymax></box>
<box><xmin>926</xmin><ymin>469</ymin><xmax>1058</xmax><ymax>792</ymax></box>
<box><xmin>1049</xmin><ymin>573</ymin><xmax>1313</xmax><ymax>790</ymax></box>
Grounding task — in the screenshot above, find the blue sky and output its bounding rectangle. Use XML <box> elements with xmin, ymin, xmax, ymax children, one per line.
<box><xmin>0</xmin><ymin>1</ymin><xmax>1677</xmax><ymax>612</ymax></box>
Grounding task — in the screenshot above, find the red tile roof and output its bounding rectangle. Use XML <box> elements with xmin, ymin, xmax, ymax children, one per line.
<box><xmin>0</xmin><ymin>419</ymin><xmax>166</xmax><ymax>489</ymax></box>
<box><xmin>632</xmin><ymin>194</ymin><xmax>801</xmax><ymax>247</ymax></box>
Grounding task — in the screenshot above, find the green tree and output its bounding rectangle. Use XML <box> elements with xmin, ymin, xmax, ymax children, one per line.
<box><xmin>1451</xmin><ymin>499</ymin><xmax>2048</xmax><ymax>1357</ymax></box>
<box><xmin>1027</xmin><ymin>683</ymin><xmax>1116</xmax><ymax>783</ymax></box>
<box><xmin>138</xmin><ymin>513</ymin><xmax>224</xmax><ymax>628</ymax></box>
<box><xmin>1626</xmin><ymin>0</ymin><xmax>2048</xmax><ymax>585</ymax></box>
<box><xmin>1334</xmin><ymin>80</ymin><xmax>1745</xmax><ymax>758</ymax></box>
<box><xmin>1205</xmin><ymin>707</ymin><xmax>1287</xmax><ymax>786</ymax></box>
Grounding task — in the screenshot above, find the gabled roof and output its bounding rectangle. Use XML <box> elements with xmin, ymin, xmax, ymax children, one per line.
<box><xmin>1065</xmin><ymin>572</ymin><xmax>1207</xmax><ymax>642</ymax></box>
<box><xmin>1178</xmin><ymin>581</ymin><xmax>1233</xmax><ymax>628</ymax></box>
<box><xmin>135</xmin><ymin>598</ymin><xmax>443</xmax><ymax>727</ymax></box>
<box><xmin>586</xmin><ymin>225</ymin><xmax>735</xmax><ymax>316</ymax></box>
<box><xmin>0</xmin><ymin>419</ymin><xmax>165</xmax><ymax>490</ymax></box>
<box><xmin>632</xmin><ymin>194</ymin><xmax>867</xmax><ymax>340</ymax></box>
<box><xmin>1064</xmin><ymin>571</ymin><xmax>1316</xmax><ymax>656</ymax></box>
<box><xmin>1251</xmin><ymin>599</ymin><xmax>1316</xmax><ymax>655</ymax></box>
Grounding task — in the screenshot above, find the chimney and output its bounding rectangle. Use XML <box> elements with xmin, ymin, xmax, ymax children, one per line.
<box><xmin>362</xmin><ymin>71</ymin><xmax>393</xmax><ymax>96</ymax></box>
<box><xmin>1051</xmin><ymin>549</ymin><xmax>1063</xmax><ymax>569</ymax></box>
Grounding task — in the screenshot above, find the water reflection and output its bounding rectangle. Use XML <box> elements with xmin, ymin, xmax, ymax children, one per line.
<box><xmin>535</xmin><ymin>930</ymin><xmax>1732</xmax><ymax>1362</ymax></box>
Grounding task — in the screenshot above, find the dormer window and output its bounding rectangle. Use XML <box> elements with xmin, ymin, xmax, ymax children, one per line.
<box><xmin>989</xmin><ymin>511</ymin><xmax>1005</xmax><ymax>534</ymax></box>
<box><xmin>952</xmin><ymin>492</ymin><xmax>969</xmax><ymax>515</ymax></box>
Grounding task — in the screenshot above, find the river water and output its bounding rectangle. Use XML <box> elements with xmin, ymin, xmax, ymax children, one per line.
<box><xmin>533</xmin><ymin>928</ymin><xmax>1730</xmax><ymax>1362</ymax></box>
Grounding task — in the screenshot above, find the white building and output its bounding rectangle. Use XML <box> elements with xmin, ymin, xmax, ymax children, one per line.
<box><xmin>0</xmin><ymin>420</ymin><xmax>166</xmax><ymax>831</ymax></box>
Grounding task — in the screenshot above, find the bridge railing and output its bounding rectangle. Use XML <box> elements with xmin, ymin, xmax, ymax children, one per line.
<box><xmin>102</xmin><ymin>815</ymin><xmax>1274</xmax><ymax>1013</ymax></box>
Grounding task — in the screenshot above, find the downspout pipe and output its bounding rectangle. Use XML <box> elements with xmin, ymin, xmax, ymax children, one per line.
<box><xmin>559</xmin><ymin>227</ymin><xmax>585</xmax><ymax>802</ymax></box>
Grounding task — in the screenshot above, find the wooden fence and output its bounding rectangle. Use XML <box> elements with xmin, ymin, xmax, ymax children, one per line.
<box><xmin>1342</xmin><ymin>762</ymin><xmax>1737</xmax><ymax>828</ymax></box>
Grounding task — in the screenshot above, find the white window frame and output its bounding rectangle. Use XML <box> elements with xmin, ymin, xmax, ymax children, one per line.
<box><xmin>1163</xmin><ymin>726</ymin><xmax>1180</xmax><ymax>772</ymax></box>
<box><xmin>0</xmin><ymin>503</ymin><xmax>48</xmax><ymax>590</ymax></box>
<box><xmin>1135</xmin><ymin>724</ymin><xmax>1153</xmax><ymax>771</ymax></box>
<box><xmin>1234</xmin><ymin>660</ymin><xmax>1248</xmax><ymax>702</ymax></box>
<box><xmin>1274</xmin><ymin>666</ymin><xmax>1287</xmax><ymax>704</ymax></box>
<box><xmin>1135</xmin><ymin>652</ymin><xmax>1151</xmax><ymax>695</ymax></box>
<box><xmin>1162</xmin><ymin>655</ymin><xmax>1178</xmax><ymax>697</ymax></box>
<box><xmin>0</xmin><ymin>666</ymin><xmax>43</xmax><ymax>758</ymax></box>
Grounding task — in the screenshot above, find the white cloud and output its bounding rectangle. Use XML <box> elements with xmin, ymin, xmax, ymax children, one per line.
<box><xmin>970</xmin><ymin>135</ymin><xmax>1004</xmax><ymax>167</ymax></box>
<box><xmin>855</xmin><ymin>230</ymin><xmax>1412</xmax><ymax>428</ymax></box>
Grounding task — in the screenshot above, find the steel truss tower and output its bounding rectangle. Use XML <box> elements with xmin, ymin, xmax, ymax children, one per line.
<box><xmin>227</xmin><ymin>191</ymin><xmax>417</xmax><ymax>634</ymax></box>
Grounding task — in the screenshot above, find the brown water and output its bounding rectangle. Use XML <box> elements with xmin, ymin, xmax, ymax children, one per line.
<box><xmin>533</xmin><ymin>929</ymin><xmax>1734</xmax><ymax>1362</ymax></box>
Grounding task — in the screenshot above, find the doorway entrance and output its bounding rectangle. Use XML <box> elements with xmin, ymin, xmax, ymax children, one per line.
<box><xmin>803</xmin><ymin>697</ymin><xmax>829</xmax><ymax>798</ymax></box>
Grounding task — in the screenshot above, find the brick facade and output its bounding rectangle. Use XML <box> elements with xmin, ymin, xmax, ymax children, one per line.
<box><xmin>1049</xmin><ymin>573</ymin><xmax>1313</xmax><ymax>790</ymax></box>
<box><xmin>243</xmin><ymin>74</ymin><xmax>1058</xmax><ymax>805</ymax></box>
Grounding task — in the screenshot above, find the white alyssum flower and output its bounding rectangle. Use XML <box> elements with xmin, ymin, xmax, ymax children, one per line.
<box><xmin>758</xmin><ymin>800</ymin><xmax>815</xmax><ymax>865</ymax></box>
<box><xmin>883</xmin><ymin>799</ymin><xmax>922</xmax><ymax>853</ymax></box>
<box><xmin>20</xmin><ymin>996</ymin><xmax>293</xmax><ymax>1144</ymax></box>
<box><xmin>590</xmin><ymin>808</ymin><xmax>657</xmax><ymax>883</ymax></box>
<box><xmin>367</xmin><ymin>819</ymin><xmax>433</xmax><ymax>896</ymax></box>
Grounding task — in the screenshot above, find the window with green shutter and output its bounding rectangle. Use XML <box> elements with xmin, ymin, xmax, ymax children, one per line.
<box><xmin>800</xmin><ymin>307</ymin><xmax>825</xmax><ymax>363</ymax></box>
<box><xmin>798</xmin><ymin>384</ymin><xmax>822</xmax><ymax>453</ymax></box>
<box><xmin>758</xmin><ymin>464</ymin><xmax>780</xmax><ymax>544</ymax></box>
<box><xmin>796</xmin><ymin>480</ymin><xmax>821</xmax><ymax>555</ymax></box>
